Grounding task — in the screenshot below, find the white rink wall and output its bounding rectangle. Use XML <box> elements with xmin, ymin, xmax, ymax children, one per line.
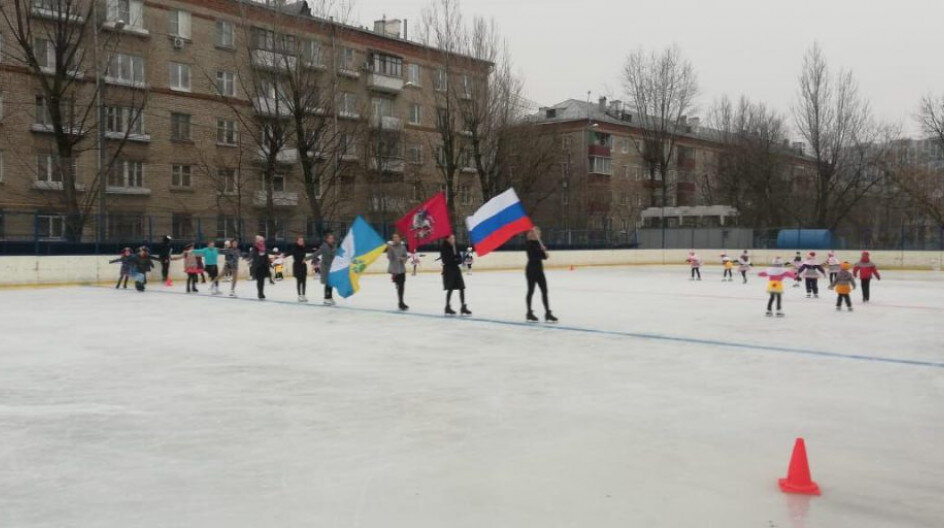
<box><xmin>1</xmin><ymin>248</ymin><xmax>943</xmax><ymax>287</ymax></box>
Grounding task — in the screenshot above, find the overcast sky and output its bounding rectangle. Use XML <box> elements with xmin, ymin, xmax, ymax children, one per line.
<box><xmin>356</xmin><ymin>0</ymin><xmax>943</xmax><ymax>137</ymax></box>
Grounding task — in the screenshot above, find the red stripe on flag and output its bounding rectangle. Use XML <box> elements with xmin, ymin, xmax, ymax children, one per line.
<box><xmin>474</xmin><ymin>216</ymin><xmax>534</xmax><ymax>256</ymax></box>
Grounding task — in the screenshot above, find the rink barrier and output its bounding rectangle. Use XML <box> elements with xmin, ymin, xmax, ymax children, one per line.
<box><xmin>92</xmin><ymin>285</ymin><xmax>944</xmax><ymax>370</ymax></box>
<box><xmin>1</xmin><ymin>249</ymin><xmax>943</xmax><ymax>287</ymax></box>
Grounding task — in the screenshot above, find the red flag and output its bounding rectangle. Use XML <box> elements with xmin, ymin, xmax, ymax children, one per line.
<box><xmin>395</xmin><ymin>192</ymin><xmax>453</xmax><ymax>252</ymax></box>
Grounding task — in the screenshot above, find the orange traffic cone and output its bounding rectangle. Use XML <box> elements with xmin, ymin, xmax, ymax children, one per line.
<box><xmin>778</xmin><ymin>438</ymin><xmax>820</xmax><ymax>495</ymax></box>
<box><xmin>165</xmin><ymin>278</ymin><xmax>173</xmax><ymax>287</ymax></box>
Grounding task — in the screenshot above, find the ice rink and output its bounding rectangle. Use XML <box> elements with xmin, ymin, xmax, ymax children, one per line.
<box><xmin>1</xmin><ymin>264</ymin><xmax>943</xmax><ymax>527</ymax></box>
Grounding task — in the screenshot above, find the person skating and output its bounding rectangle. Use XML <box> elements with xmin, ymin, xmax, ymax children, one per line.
<box><xmin>155</xmin><ymin>235</ymin><xmax>173</xmax><ymax>286</ymax></box>
<box><xmin>441</xmin><ymin>234</ymin><xmax>471</xmax><ymax>316</ymax></box>
<box><xmin>737</xmin><ymin>250</ymin><xmax>753</xmax><ymax>284</ymax></box>
<box><xmin>853</xmin><ymin>251</ymin><xmax>881</xmax><ymax>303</ymax></box>
<box><xmin>825</xmin><ymin>251</ymin><xmax>840</xmax><ymax>285</ymax></box>
<box><xmin>386</xmin><ymin>233</ymin><xmax>410</xmax><ymax>311</ymax></box>
<box><xmin>191</xmin><ymin>241</ymin><xmax>221</xmax><ymax>295</ymax></box>
<box><xmin>791</xmin><ymin>251</ymin><xmax>803</xmax><ymax>287</ymax></box>
<box><xmin>721</xmin><ymin>253</ymin><xmax>734</xmax><ymax>282</ymax></box>
<box><xmin>125</xmin><ymin>246</ymin><xmax>158</xmax><ymax>291</ymax></box>
<box><xmin>272</xmin><ymin>249</ymin><xmax>285</xmax><ymax>281</ymax></box>
<box><xmin>830</xmin><ymin>261</ymin><xmax>857</xmax><ymax>312</ymax></box>
<box><xmin>285</xmin><ymin>237</ymin><xmax>311</xmax><ymax>302</ymax></box>
<box><xmin>758</xmin><ymin>257</ymin><xmax>796</xmax><ymax>317</ymax></box>
<box><xmin>109</xmin><ymin>247</ymin><xmax>133</xmax><ymax>289</ymax></box>
<box><xmin>796</xmin><ymin>251</ymin><xmax>826</xmax><ymax>298</ymax></box>
<box><xmin>196</xmin><ymin>254</ymin><xmax>207</xmax><ymax>284</ymax></box>
<box><xmin>313</xmin><ymin>233</ymin><xmax>337</xmax><ymax>305</ymax></box>
<box><xmin>687</xmin><ymin>251</ymin><xmax>702</xmax><ymax>280</ymax></box>
<box><xmin>221</xmin><ymin>239</ymin><xmax>245</xmax><ymax>297</ymax></box>
<box><xmin>172</xmin><ymin>243</ymin><xmax>201</xmax><ymax>293</ymax></box>
<box><xmin>249</xmin><ymin>235</ymin><xmax>271</xmax><ymax>300</ymax></box>
<box><xmin>463</xmin><ymin>247</ymin><xmax>475</xmax><ymax>274</ymax></box>
<box><xmin>525</xmin><ymin>227</ymin><xmax>557</xmax><ymax>323</ymax></box>
<box><xmin>409</xmin><ymin>252</ymin><xmax>421</xmax><ymax>276</ymax></box>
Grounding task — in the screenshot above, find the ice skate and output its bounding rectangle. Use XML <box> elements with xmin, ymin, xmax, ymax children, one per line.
<box><xmin>460</xmin><ymin>305</ymin><xmax>472</xmax><ymax>316</ymax></box>
<box><xmin>847</xmin><ymin>306</ymin><xmax>853</xmax><ymax>312</ymax></box>
<box><xmin>445</xmin><ymin>305</ymin><xmax>456</xmax><ymax>316</ymax></box>
<box><xmin>228</xmin><ymin>291</ymin><xmax>236</xmax><ymax>298</ymax></box>
<box><xmin>813</xmin><ymin>293</ymin><xmax>819</xmax><ymax>298</ymax></box>
<box><xmin>526</xmin><ymin>310</ymin><xmax>539</xmax><ymax>322</ymax></box>
<box><xmin>398</xmin><ymin>303</ymin><xmax>409</xmax><ymax>311</ymax></box>
<box><xmin>806</xmin><ymin>293</ymin><xmax>811</xmax><ymax>298</ymax></box>
<box><xmin>323</xmin><ymin>299</ymin><xmax>335</xmax><ymax>306</ymax></box>
<box><xmin>544</xmin><ymin>311</ymin><xmax>558</xmax><ymax>323</ymax></box>
<box><xmin>765</xmin><ymin>310</ymin><xmax>773</xmax><ymax>317</ymax></box>
<box><xmin>775</xmin><ymin>310</ymin><xmax>784</xmax><ymax>317</ymax></box>
<box><xmin>258</xmin><ymin>294</ymin><xmax>265</xmax><ymax>300</ymax></box>
<box><xmin>300</xmin><ymin>295</ymin><xmax>308</xmax><ymax>303</ymax></box>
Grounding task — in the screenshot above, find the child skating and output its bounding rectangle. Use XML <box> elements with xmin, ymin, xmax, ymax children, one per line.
<box><xmin>171</xmin><ymin>243</ymin><xmax>201</xmax><ymax>293</ymax></box>
<box><xmin>126</xmin><ymin>246</ymin><xmax>157</xmax><ymax>292</ymax></box>
<box><xmin>825</xmin><ymin>251</ymin><xmax>840</xmax><ymax>285</ymax></box>
<box><xmin>409</xmin><ymin>252</ymin><xmax>422</xmax><ymax>276</ymax></box>
<box><xmin>687</xmin><ymin>251</ymin><xmax>703</xmax><ymax>280</ymax></box>
<box><xmin>191</xmin><ymin>241</ymin><xmax>222</xmax><ymax>295</ymax></box>
<box><xmin>853</xmin><ymin>251</ymin><xmax>881</xmax><ymax>303</ymax></box>
<box><xmin>796</xmin><ymin>251</ymin><xmax>826</xmax><ymax>298</ymax></box>
<box><xmin>758</xmin><ymin>257</ymin><xmax>796</xmax><ymax>317</ymax></box>
<box><xmin>109</xmin><ymin>247</ymin><xmax>133</xmax><ymax>289</ymax></box>
<box><xmin>463</xmin><ymin>247</ymin><xmax>475</xmax><ymax>274</ymax></box>
<box><xmin>271</xmin><ymin>249</ymin><xmax>285</xmax><ymax>281</ymax></box>
<box><xmin>830</xmin><ymin>261</ymin><xmax>857</xmax><ymax>312</ymax></box>
<box><xmin>791</xmin><ymin>251</ymin><xmax>803</xmax><ymax>287</ymax></box>
<box><xmin>737</xmin><ymin>250</ymin><xmax>752</xmax><ymax>284</ymax></box>
<box><xmin>721</xmin><ymin>253</ymin><xmax>734</xmax><ymax>281</ymax></box>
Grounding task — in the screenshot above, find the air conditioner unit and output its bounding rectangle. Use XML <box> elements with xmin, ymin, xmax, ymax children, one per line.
<box><xmin>172</xmin><ymin>36</ymin><xmax>185</xmax><ymax>49</ymax></box>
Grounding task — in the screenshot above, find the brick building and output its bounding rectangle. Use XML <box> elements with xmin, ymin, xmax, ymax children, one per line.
<box><xmin>0</xmin><ymin>0</ymin><xmax>490</xmax><ymax>242</ymax></box>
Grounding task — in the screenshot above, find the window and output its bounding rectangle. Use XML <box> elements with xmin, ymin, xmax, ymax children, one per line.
<box><xmin>171</xmin><ymin>164</ymin><xmax>191</xmax><ymax>188</ymax></box>
<box><xmin>105</xmin><ymin>106</ymin><xmax>144</xmax><ymax>135</ymax></box>
<box><xmin>215</xmin><ymin>20</ymin><xmax>234</xmax><ymax>48</ymax></box>
<box><xmin>338</xmin><ymin>92</ymin><xmax>358</xmax><ymax>117</ymax></box>
<box><xmin>621</xmin><ymin>139</ymin><xmax>629</xmax><ymax>154</ymax></box>
<box><xmin>107</xmin><ymin>53</ymin><xmax>145</xmax><ymax>85</ymax></box>
<box><xmin>461</xmin><ymin>75</ymin><xmax>472</xmax><ymax>98</ymax></box>
<box><xmin>33</xmin><ymin>38</ymin><xmax>55</xmax><ymax>70</ymax></box>
<box><xmin>215</xmin><ymin>70</ymin><xmax>235</xmax><ymax>97</ymax></box>
<box><xmin>340</xmin><ymin>134</ymin><xmax>358</xmax><ymax>157</ymax></box>
<box><xmin>338</xmin><ymin>47</ymin><xmax>355</xmax><ymax>70</ymax></box>
<box><xmin>216</xmin><ymin>215</ymin><xmax>240</xmax><ymax>238</ymax></box>
<box><xmin>370</xmin><ymin>52</ymin><xmax>402</xmax><ymax>77</ymax></box>
<box><xmin>35</xmin><ymin>95</ymin><xmax>76</xmax><ymax>126</ymax></box>
<box><xmin>106</xmin><ymin>213</ymin><xmax>144</xmax><ymax>240</ymax></box>
<box><xmin>37</xmin><ymin>214</ymin><xmax>66</xmax><ymax>240</ymax></box>
<box><xmin>252</xmin><ymin>28</ymin><xmax>294</xmax><ymax>53</ymax></box>
<box><xmin>169</xmin><ymin>62</ymin><xmax>191</xmax><ymax>91</ymax></box>
<box><xmin>37</xmin><ymin>153</ymin><xmax>74</xmax><ymax>183</ymax></box>
<box><xmin>434</xmin><ymin>68</ymin><xmax>447</xmax><ymax>91</ymax></box>
<box><xmin>458</xmin><ymin>184</ymin><xmax>472</xmax><ymax>205</ymax></box>
<box><xmin>106</xmin><ymin>0</ymin><xmax>144</xmax><ymax>28</ymax></box>
<box><xmin>590</xmin><ymin>156</ymin><xmax>612</xmax><ymax>174</ymax></box>
<box><xmin>217</xmin><ymin>119</ymin><xmax>238</xmax><ymax>145</ymax></box>
<box><xmin>408</xmin><ymin>103</ymin><xmax>421</xmax><ymax>125</ymax></box>
<box><xmin>371</xmin><ymin>97</ymin><xmax>394</xmax><ymax>119</ymax></box>
<box><xmin>172</xmin><ymin>213</ymin><xmax>193</xmax><ymax>239</ymax></box>
<box><xmin>167</xmin><ymin>9</ymin><xmax>191</xmax><ymax>39</ymax></box>
<box><xmin>408</xmin><ymin>144</ymin><xmax>423</xmax><ymax>164</ymax></box>
<box><xmin>108</xmin><ymin>159</ymin><xmax>144</xmax><ymax>188</ymax></box>
<box><xmin>170</xmin><ymin>112</ymin><xmax>191</xmax><ymax>141</ymax></box>
<box><xmin>435</xmin><ymin>146</ymin><xmax>446</xmax><ymax>167</ymax></box>
<box><xmin>406</xmin><ymin>63</ymin><xmax>421</xmax><ymax>85</ymax></box>
<box><xmin>219</xmin><ymin>168</ymin><xmax>237</xmax><ymax>194</ymax></box>
<box><xmin>436</xmin><ymin>107</ymin><xmax>450</xmax><ymax>130</ymax></box>
<box><xmin>263</xmin><ymin>172</ymin><xmax>286</xmax><ymax>192</ymax></box>
<box><xmin>302</xmin><ymin>39</ymin><xmax>321</xmax><ymax>66</ymax></box>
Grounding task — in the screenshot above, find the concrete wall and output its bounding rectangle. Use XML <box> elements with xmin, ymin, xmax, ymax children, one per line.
<box><xmin>1</xmin><ymin>249</ymin><xmax>942</xmax><ymax>287</ymax></box>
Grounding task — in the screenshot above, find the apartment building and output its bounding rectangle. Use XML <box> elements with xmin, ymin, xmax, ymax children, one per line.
<box><xmin>0</xmin><ymin>0</ymin><xmax>490</xmax><ymax>242</ymax></box>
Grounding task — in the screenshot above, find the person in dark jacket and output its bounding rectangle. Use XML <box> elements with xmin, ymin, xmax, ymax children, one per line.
<box><xmin>386</xmin><ymin>233</ymin><xmax>409</xmax><ymax>311</ymax></box>
<box><xmin>109</xmin><ymin>247</ymin><xmax>133</xmax><ymax>289</ymax></box>
<box><xmin>285</xmin><ymin>237</ymin><xmax>311</xmax><ymax>302</ymax></box>
<box><xmin>440</xmin><ymin>234</ymin><xmax>471</xmax><ymax>316</ymax></box>
<box><xmin>155</xmin><ymin>235</ymin><xmax>173</xmax><ymax>285</ymax></box>
<box><xmin>525</xmin><ymin>227</ymin><xmax>557</xmax><ymax>322</ymax></box>
<box><xmin>312</xmin><ymin>233</ymin><xmax>337</xmax><ymax>305</ymax></box>
<box><xmin>249</xmin><ymin>235</ymin><xmax>271</xmax><ymax>300</ymax></box>
<box><xmin>126</xmin><ymin>246</ymin><xmax>158</xmax><ymax>291</ymax></box>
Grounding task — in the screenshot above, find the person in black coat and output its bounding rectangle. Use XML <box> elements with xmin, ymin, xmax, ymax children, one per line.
<box><xmin>285</xmin><ymin>237</ymin><xmax>310</xmax><ymax>302</ymax></box>
<box><xmin>525</xmin><ymin>227</ymin><xmax>557</xmax><ymax>322</ymax></box>
<box><xmin>440</xmin><ymin>234</ymin><xmax>471</xmax><ymax>316</ymax></box>
<box><xmin>155</xmin><ymin>235</ymin><xmax>172</xmax><ymax>284</ymax></box>
<box><xmin>249</xmin><ymin>235</ymin><xmax>271</xmax><ymax>300</ymax></box>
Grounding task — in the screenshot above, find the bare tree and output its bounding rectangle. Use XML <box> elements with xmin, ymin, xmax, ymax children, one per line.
<box><xmin>793</xmin><ymin>43</ymin><xmax>885</xmax><ymax>229</ymax></box>
<box><xmin>621</xmin><ymin>45</ymin><xmax>699</xmax><ymax>208</ymax></box>
<box><xmin>1</xmin><ymin>0</ymin><xmax>148</xmax><ymax>241</ymax></box>
<box><xmin>917</xmin><ymin>93</ymin><xmax>944</xmax><ymax>150</ymax></box>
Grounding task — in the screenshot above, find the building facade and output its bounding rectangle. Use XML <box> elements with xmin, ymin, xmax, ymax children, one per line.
<box><xmin>0</xmin><ymin>0</ymin><xmax>490</xmax><ymax>243</ymax></box>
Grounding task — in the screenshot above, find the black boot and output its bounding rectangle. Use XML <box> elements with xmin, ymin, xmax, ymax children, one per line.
<box><xmin>526</xmin><ymin>310</ymin><xmax>539</xmax><ymax>322</ymax></box>
<box><xmin>460</xmin><ymin>305</ymin><xmax>472</xmax><ymax>316</ymax></box>
<box><xmin>445</xmin><ymin>305</ymin><xmax>456</xmax><ymax>316</ymax></box>
<box><xmin>544</xmin><ymin>311</ymin><xmax>558</xmax><ymax>323</ymax></box>
<box><xmin>399</xmin><ymin>302</ymin><xmax>409</xmax><ymax>311</ymax></box>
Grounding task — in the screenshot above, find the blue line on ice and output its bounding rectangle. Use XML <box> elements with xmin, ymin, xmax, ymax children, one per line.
<box><xmin>104</xmin><ymin>287</ymin><xmax>944</xmax><ymax>370</ymax></box>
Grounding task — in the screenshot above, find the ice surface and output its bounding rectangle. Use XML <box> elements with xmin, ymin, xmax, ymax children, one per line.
<box><xmin>0</xmin><ymin>265</ymin><xmax>943</xmax><ymax>527</ymax></box>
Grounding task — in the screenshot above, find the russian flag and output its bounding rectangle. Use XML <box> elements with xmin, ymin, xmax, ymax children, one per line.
<box><xmin>466</xmin><ymin>188</ymin><xmax>534</xmax><ymax>257</ymax></box>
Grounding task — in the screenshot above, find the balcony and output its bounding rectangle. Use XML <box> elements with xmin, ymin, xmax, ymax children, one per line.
<box><xmin>105</xmin><ymin>131</ymin><xmax>150</xmax><ymax>143</ymax></box>
<box><xmin>31</xmin><ymin>5</ymin><xmax>84</xmax><ymax>23</ymax></box>
<box><xmin>253</xmin><ymin>190</ymin><xmax>299</xmax><ymax>207</ymax></box>
<box><xmin>369</xmin><ymin>158</ymin><xmax>405</xmax><ymax>173</ymax></box>
<box><xmin>101</xmin><ymin>20</ymin><xmax>150</xmax><ymax>37</ymax></box>
<box><xmin>32</xmin><ymin>181</ymin><xmax>86</xmax><ymax>191</ymax></box>
<box><xmin>253</xmin><ymin>97</ymin><xmax>292</xmax><ymax>118</ymax></box>
<box><xmin>371</xmin><ymin>115</ymin><xmax>402</xmax><ymax>131</ymax></box>
<box><xmin>588</xmin><ymin>144</ymin><xmax>611</xmax><ymax>157</ymax></box>
<box><xmin>337</xmin><ymin>67</ymin><xmax>360</xmax><ymax>79</ymax></box>
<box><xmin>257</xmin><ymin>148</ymin><xmax>298</xmax><ymax>164</ymax></box>
<box><xmin>367</xmin><ymin>73</ymin><xmax>405</xmax><ymax>94</ymax></box>
<box><xmin>31</xmin><ymin>123</ymin><xmax>85</xmax><ymax>136</ymax></box>
<box><xmin>251</xmin><ymin>49</ymin><xmax>297</xmax><ymax>72</ymax></box>
<box><xmin>106</xmin><ymin>186</ymin><xmax>151</xmax><ymax>196</ymax></box>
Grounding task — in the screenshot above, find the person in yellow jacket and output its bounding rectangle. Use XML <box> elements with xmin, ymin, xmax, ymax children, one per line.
<box><xmin>830</xmin><ymin>261</ymin><xmax>857</xmax><ymax>312</ymax></box>
<box><xmin>721</xmin><ymin>253</ymin><xmax>735</xmax><ymax>282</ymax></box>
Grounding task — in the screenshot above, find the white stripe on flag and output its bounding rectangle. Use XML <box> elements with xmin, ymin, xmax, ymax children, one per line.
<box><xmin>466</xmin><ymin>188</ymin><xmax>521</xmax><ymax>231</ymax></box>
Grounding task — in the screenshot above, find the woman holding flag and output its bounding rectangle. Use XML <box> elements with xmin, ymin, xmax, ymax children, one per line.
<box><xmin>440</xmin><ymin>234</ymin><xmax>471</xmax><ymax>316</ymax></box>
<box><xmin>313</xmin><ymin>232</ymin><xmax>337</xmax><ymax>305</ymax></box>
<box><xmin>525</xmin><ymin>227</ymin><xmax>557</xmax><ymax>323</ymax></box>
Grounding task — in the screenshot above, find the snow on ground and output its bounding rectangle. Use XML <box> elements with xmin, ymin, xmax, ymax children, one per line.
<box><xmin>0</xmin><ymin>264</ymin><xmax>943</xmax><ymax>527</ymax></box>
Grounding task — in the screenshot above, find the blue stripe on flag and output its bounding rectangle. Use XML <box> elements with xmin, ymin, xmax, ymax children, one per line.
<box><xmin>469</xmin><ymin>202</ymin><xmax>528</xmax><ymax>244</ymax></box>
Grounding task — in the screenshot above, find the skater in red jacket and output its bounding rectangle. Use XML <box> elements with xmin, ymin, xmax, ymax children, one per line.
<box><xmin>853</xmin><ymin>251</ymin><xmax>881</xmax><ymax>303</ymax></box>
